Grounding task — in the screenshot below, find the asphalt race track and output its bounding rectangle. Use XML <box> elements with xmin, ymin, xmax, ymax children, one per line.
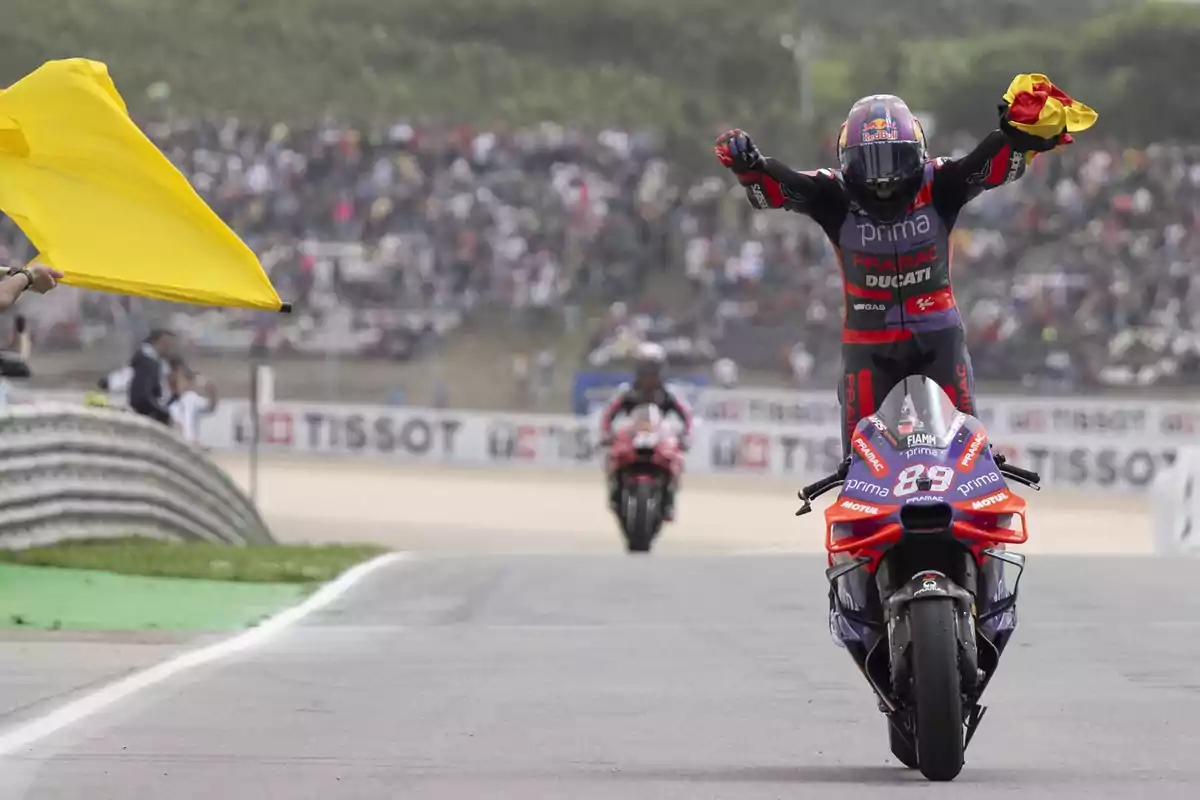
<box><xmin>3</xmin><ymin>551</ymin><xmax>1200</xmax><ymax>798</ymax></box>
<box><xmin>0</xmin><ymin>460</ymin><xmax>1194</xmax><ymax>798</ymax></box>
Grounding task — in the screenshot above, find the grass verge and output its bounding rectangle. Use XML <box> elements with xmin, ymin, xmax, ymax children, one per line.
<box><xmin>0</xmin><ymin>537</ymin><xmax>388</xmax><ymax>583</ymax></box>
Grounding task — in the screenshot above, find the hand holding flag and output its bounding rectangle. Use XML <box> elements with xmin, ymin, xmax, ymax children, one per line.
<box><xmin>999</xmin><ymin>73</ymin><xmax>1097</xmax><ymax>156</ymax></box>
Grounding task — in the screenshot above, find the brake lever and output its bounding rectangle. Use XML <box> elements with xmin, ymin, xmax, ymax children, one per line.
<box><xmin>795</xmin><ymin>478</ymin><xmax>845</xmax><ymax>516</ymax></box>
<box><xmin>999</xmin><ymin>467</ymin><xmax>1042</xmax><ymax>492</ymax></box>
<box><xmin>796</xmin><ymin>457</ymin><xmax>853</xmax><ymax>516</ymax></box>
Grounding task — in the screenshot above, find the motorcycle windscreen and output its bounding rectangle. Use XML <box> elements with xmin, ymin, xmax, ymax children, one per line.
<box><xmin>871</xmin><ymin>374</ymin><xmax>962</xmax><ymax>448</ymax></box>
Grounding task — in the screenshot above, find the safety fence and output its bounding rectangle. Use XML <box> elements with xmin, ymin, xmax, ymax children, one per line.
<box><xmin>0</xmin><ymin>404</ymin><xmax>273</xmax><ymax>549</ymax></box>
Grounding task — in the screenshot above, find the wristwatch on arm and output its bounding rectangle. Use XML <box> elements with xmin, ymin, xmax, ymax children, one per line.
<box><xmin>5</xmin><ymin>267</ymin><xmax>33</xmax><ymax>293</ymax></box>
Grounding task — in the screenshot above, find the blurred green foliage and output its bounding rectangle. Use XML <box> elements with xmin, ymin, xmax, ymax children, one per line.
<box><xmin>2</xmin><ymin>0</ymin><xmax>1194</xmax><ymax>157</ymax></box>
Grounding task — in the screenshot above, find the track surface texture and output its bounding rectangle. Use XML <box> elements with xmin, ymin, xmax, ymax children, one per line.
<box><xmin>4</xmin><ymin>553</ymin><xmax>1199</xmax><ymax>798</ymax></box>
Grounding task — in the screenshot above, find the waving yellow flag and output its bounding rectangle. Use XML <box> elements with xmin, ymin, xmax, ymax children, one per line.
<box><xmin>0</xmin><ymin>59</ymin><xmax>289</xmax><ymax>311</ymax></box>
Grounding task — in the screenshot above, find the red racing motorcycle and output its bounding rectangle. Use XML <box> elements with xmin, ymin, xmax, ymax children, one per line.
<box><xmin>603</xmin><ymin>404</ymin><xmax>685</xmax><ymax>553</ymax></box>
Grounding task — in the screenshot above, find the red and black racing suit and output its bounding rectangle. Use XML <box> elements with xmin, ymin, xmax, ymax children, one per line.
<box><xmin>731</xmin><ymin>131</ymin><xmax>1030</xmax><ymax>455</ymax></box>
<box><xmin>599</xmin><ymin>386</ymin><xmax>695</xmax><ymax>441</ymax></box>
<box><xmin>600</xmin><ymin>386</ymin><xmax>694</xmax><ymax>515</ymax></box>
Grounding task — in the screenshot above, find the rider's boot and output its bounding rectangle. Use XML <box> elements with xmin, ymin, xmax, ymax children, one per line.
<box><xmin>608</xmin><ymin>475</ymin><xmax>620</xmax><ymax>512</ymax></box>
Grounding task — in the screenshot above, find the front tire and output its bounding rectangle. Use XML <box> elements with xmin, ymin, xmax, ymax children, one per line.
<box><xmin>909</xmin><ymin>598</ymin><xmax>965</xmax><ymax>781</ymax></box>
<box><xmin>623</xmin><ymin>481</ymin><xmax>657</xmax><ymax>553</ymax></box>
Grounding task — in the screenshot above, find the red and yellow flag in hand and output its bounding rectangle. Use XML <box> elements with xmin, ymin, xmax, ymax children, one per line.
<box><xmin>1003</xmin><ymin>73</ymin><xmax>1098</xmax><ymax>144</ymax></box>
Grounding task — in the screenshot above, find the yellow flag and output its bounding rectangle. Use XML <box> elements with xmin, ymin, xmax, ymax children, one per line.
<box><xmin>0</xmin><ymin>59</ymin><xmax>288</xmax><ymax>311</ymax></box>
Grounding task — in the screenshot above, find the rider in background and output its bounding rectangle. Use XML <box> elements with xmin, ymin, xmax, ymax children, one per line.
<box><xmin>599</xmin><ymin>342</ymin><xmax>693</xmax><ymax>519</ymax></box>
<box><xmin>714</xmin><ymin>93</ymin><xmax>1077</xmax><ymax>455</ymax></box>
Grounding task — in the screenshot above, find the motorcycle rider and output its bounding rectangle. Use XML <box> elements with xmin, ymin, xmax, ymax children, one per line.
<box><xmin>599</xmin><ymin>342</ymin><xmax>693</xmax><ymax>520</ymax></box>
<box><xmin>714</xmin><ymin>94</ymin><xmax>1070</xmax><ymax>455</ymax></box>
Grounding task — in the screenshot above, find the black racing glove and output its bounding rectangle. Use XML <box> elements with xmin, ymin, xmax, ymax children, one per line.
<box><xmin>714</xmin><ymin>129</ymin><xmax>766</xmax><ymax>175</ymax></box>
<box><xmin>997</xmin><ymin>104</ymin><xmax>1065</xmax><ymax>153</ymax></box>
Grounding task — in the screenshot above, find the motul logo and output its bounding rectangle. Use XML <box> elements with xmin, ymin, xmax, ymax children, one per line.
<box><xmin>852</xmin><ymin>433</ymin><xmax>889</xmax><ymax>476</ymax></box>
<box><xmin>959</xmin><ymin>431</ymin><xmax>987</xmax><ymax>470</ymax></box>
<box><xmin>840</xmin><ymin>499</ymin><xmax>880</xmax><ymax>515</ymax></box>
<box><xmin>971</xmin><ymin>491</ymin><xmax>1009</xmax><ymax>510</ymax></box>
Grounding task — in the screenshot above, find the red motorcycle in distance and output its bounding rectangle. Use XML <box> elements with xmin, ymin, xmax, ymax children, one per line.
<box><xmin>602</xmin><ymin>405</ymin><xmax>686</xmax><ymax>553</ymax></box>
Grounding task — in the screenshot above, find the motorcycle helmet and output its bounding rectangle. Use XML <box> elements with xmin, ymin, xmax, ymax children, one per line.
<box><xmin>633</xmin><ymin>342</ymin><xmax>667</xmax><ymax>393</ymax></box>
<box><xmin>837</xmin><ymin>95</ymin><xmax>927</xmax><ymax>221</ymax></box>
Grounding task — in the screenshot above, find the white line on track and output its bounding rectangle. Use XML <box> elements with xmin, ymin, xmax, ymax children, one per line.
<box><xmin>0</xmin><ymin>551</ymin><xmax>407</xmax><ymax>759</ymax></box>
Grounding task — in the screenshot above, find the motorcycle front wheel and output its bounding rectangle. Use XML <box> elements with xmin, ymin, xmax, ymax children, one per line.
<box><xmin>622</xmin><ymin>481</ymin><xmax>657</xmax><ymax>553</ymax></box>
<box><xmin>908</xmin><ymin>598</ymin><xmax>966</xmax><ymax>781</ymax></box>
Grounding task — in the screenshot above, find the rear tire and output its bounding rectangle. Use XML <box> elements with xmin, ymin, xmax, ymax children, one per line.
<box><xmin>909</xmin><ymin>598</ymin><xmax>965</xmax><ymax>781</ymax></box>
<box><xmin>887</xmin><ymin>716</ymin><xmax>919</xmax><ymax>769</ymax></box>
<box><xmin>623</xmin><ymin>482</ymin><xmax>656</xmax><ymax>553</ymax></box>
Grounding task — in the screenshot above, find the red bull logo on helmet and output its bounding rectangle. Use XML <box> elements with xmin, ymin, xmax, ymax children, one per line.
<box><xmin>861</xmin><ymin>116</ymin><xmax>899</xmax><ymax>143</ymax></box>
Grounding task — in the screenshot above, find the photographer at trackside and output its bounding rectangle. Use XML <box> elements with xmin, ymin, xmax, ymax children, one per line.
<box><xmin>167</xmin><ymin>358</ymin><xmax>218</xmax><ymax>445</ymax></box>
<box><xmin>127</xmin><ymin>328</ymin><xmax>178</xmax><ymax>424</ymax></box>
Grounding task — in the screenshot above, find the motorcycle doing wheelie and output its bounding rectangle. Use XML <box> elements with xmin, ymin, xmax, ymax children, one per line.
<box><xmin>602</xmin><ymin>404</ymin><xmax>685</xmax><ymax>553</ymax></box>
<box><xmin>796</xmin><ymin>375</ymin><xmax>1040</xmax><ymax>782</ymax></box>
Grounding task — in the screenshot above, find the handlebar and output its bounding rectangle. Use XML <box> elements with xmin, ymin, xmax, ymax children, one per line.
<box><xmin>994</xmin><ymin>454</ymin><xmax>1042</xmax><ymax>490</ymax></box>
<box><xmin>795</xmin><ymin>451</ymin><xmax>1043</xmax><ymax>517</ymax></box>
<box><xmin>795</xmin><ymin>457</ymin><xmax>852</xmax><ymax>516</ymax></box>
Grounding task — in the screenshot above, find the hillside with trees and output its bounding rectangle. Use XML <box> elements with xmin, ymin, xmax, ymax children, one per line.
<box><xmin>4</xmin><ymin>0</ymin><xmax>1195</xmax><ymax>156</ymax></box>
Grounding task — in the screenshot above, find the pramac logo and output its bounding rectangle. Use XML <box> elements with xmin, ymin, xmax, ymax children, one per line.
<box><xmin>959</xmin><ymin>431</ymin><xmax>988</xmax><ymax>470</ymax></box>
<box><xmin>852</xmin><ymin>433</ymin><xmax>890</xmax><ymax>477</ymax></box>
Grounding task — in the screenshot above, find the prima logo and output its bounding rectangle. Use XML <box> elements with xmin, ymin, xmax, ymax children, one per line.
<box><xmin>906</xmin><ymin>447</ymin><xmax>942</xmax><ymax>458</ymax></box>
<box><xmin>865</xmin><ymin>268</ymin><xmax>932</xmax><ymax>289</ymax></box>
<box><xmin>971</xmin><ymin>491</ymin><xmax>1009</xmax><ymax>510</ymax></box>
<box><xmin>956</xmin><ymin>471</ymin><xmax>1002</xmax><ymax>496</ymax></box>
<box><xmin>844</xmin><ymin>478</ymin><xmax>890</xmax><ymax>498</ymax></box>
<box><xmin>857</xmin><ymin>213</ymin><xmax>932</xmax><ymax>244</ymax></box>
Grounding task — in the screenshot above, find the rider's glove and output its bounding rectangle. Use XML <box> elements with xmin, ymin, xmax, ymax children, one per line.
<box><xmin>997</xmin><ymin>104</ymin><xmax>1068</xmax><ymax>153</ymax></box>
<box><xmin>714</xmin><ymin>129</ymin><xmax>765</xmax><ymax>176</ymax></box>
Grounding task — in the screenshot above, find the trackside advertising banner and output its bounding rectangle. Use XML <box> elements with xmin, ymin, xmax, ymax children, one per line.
<box><xmin>692</xmin><ymin>387</ymin><xmax>1200</xmax><ymax>442</ymax></box>
<box><xmin>182</xmin><ymin>398</ymin><xmax>1191</xmax><ymax>493</ymax></box>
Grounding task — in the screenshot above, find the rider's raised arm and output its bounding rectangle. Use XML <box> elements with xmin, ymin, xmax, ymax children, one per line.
<box><xmin>929</xmin><ymin>130</ymin><xmax>1028</xmax><ymax>220</ymax></box>
<box><xmin>742</xmin><ymin>160</ymin><xmax>849</xmax><ymax>230</ymax></box>
<box><xmin>714</xmin><ymin>130</ymin><xmax>848</xmax><ymax>230</ymax></box>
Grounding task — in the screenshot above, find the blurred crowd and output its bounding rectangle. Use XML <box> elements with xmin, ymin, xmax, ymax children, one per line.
<box><xmin>1</xmin><ymin>114</ymin><xmax>1198</xmax><ymax>389</ymax></box>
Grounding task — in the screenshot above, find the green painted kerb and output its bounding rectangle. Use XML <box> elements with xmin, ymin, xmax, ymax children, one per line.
<box><xmin>0</xmin><ymin>564</ymin><xmax>310</xmax><ymax>632</ymax></box>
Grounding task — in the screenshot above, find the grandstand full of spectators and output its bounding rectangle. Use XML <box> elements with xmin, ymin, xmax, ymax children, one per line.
<box><xmin>2</xmin><ymin>113</ymin><xmax>1198</xmax><ymax>392</ymax></box>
